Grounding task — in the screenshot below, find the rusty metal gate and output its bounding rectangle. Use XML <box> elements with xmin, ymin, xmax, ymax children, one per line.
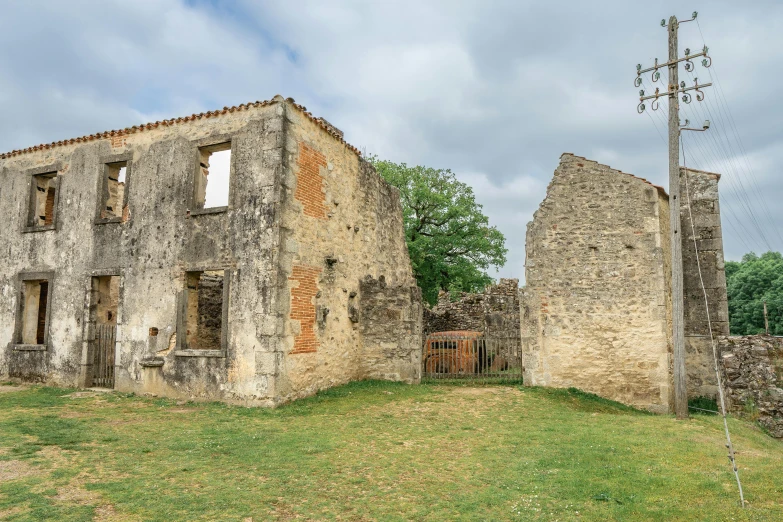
<box><xmin>91</xmin><ymin>324</ymin><xmax>116</xmax><ymax>388</ymax></box>
<box><xmin>422</xmin><ymin>333</ymin><xmax>522</xmax><ymax>382</ymax></box>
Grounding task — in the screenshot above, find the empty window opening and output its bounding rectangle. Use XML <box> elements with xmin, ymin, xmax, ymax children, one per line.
<box><xmin>185</xmin><ymin>270</ymin><xmax>224</xmax><ymax>350</ymax></box>
<box><xmin>91</xmin><ymin>276</ymin><xmax>120</xmax><ymax>326</ymax></box>
<box><xmin>30</xmin><ymin>173</ymin><xmax>57</xmax><ymax>226</ymax></box>
<box><xmin>195</xmin><ymin>143</ymin><xmax>231</xmax><ymax>209</ymax></box>
<box><xmin>102</xmin><ymin>162</ymin><xmax>127</xmax><ymax>219</ymax></box>
<box><xmin>20</xmin><ymin>280</ymin><xmax>50</xmax><ymax>344</ymax></box>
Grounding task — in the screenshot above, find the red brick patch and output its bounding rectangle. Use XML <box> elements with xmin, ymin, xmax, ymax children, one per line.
<box><xmin>295</xmin><ymin>142</ymin><xmax>327</xmax><ymax>219</ymax></box>
<box><xmin>289</xmin><ymin>264</ymin><xmax>322</xmax><ymax>354</ymax></box>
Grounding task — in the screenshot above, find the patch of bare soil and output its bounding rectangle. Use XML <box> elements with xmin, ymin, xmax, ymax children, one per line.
<box><xmin>0</xmin><ymin>459</ymin><xmax>39</xmax><ymax>481</ymax></box>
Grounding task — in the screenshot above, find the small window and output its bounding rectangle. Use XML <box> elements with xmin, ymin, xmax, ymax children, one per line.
<box><xmin>185</xmin><ymin>270</ymin><xmax>225</xmax><ymax>350</ymax></box>
<box><xmin>20</xmin><ymin>279</ymin><xmax>50</xmax><ymax>345</ymax></box>
<box><xmin>101</xmin><ymin>162</ymin><xmax>127</xmax><ymax>219</ymax></box>
<box><xmin>29</xmin><ymin>172</ymin><xmax>57</xmax><ymax>227</ymax></box>
<box><xmin>195</xmin><ymin>143</ymin><xmax>231</xmax><ymax>210</ymax></box>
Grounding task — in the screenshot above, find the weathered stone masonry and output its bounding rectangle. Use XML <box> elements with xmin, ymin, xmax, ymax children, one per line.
<box><xmin>719</xmin><ymin>335</ymin><xmax>783</xmax><ymax>438</ymax></box>
<box><xmin>0</xmin><ymin>95</ymin><xmax>422</xmax><ymax>405</ymax></box>
<box><xmin>523</xmin><ymin>154</ymin><xmax>673</xmax><ymax>412</ymax></box>
<box><xmin>522</xmin><ymin>154</ymin><xmax>730</xmax><ymax>412</ymax></box>
<box><xmin>423</xmin><ymin>278</ymin><xmax>521</xmax><ymax>344</ymax></box>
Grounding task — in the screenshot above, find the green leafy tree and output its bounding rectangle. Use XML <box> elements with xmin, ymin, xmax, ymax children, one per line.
<box><xmin>369</xmin><ymin>157</ymin><xmax>507</xmax><ymax>306</ymax></box>
<box><xmin>726</xmin><ymin>251</ymin><xmax>783</xmax><ymax>335</ymax></box>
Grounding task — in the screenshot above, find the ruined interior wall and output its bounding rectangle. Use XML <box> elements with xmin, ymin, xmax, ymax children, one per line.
<box><xmin>719</xmin><ymin>335</ymin><xmax>783</xmax><ymax>438</ymax></box>
<box><xmin>423</xmin><ymin>279</ymin><xmax>521</xmax><ymax>345</ymax></box>
<box><xmin>0</xmin><ymin>102</ymin><xmax>285</xmax><ymax>405</ymax></box>
<box><xmin>681</xmin><ymin>168</ymin><xmax>729</xmax><ymax>399</ymax></box>
<box><xmin>523</xmin><ymin>154</ymin><xmax>672</xmax><ymax>412</ymax></box>
<box><xmin>276</xmin><ymin>106</ymin><xmax>421</xmax><ymax>402</ymax></box>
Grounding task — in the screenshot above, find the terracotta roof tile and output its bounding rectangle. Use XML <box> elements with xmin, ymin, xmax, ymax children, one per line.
<box><xmin>0</xmin><ymin>95</ymin><xmax>361</xmax><ymax>159</ymax></box>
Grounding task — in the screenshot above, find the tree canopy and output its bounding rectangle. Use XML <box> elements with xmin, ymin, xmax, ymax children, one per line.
<box><xmin>369</xmin><ymin>157</ymin><xmax>507</xmax><ymax>306</ymax></box>
<box><xmin>726</xmin><ymin>251</ymin><xmax>783</xmax><ymax>335</ymax></box>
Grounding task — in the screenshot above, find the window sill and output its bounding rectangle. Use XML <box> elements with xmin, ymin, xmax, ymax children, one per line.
<box><xmin>140</xmin><ymin>357</ymin><xmax>165</xmax><ymax>367</ymax></box>
<box><xmin>13</xmin><ymin>344</ymin><xmax>47</xmax><ymax>351</ymax></box>
<box><xmin>174</xmin><ymin>350</ymin><xmax>225</xmax><ymax>358</ymax></box>
<box><xmin>22</xmin><ymin>224</ymin><xmax>56</xmax><ymax>233</ymax></box>
<box><xmin>188</xmin><ymin>206</ymin><xmax>228</xmax><ymax>217</ymax></box>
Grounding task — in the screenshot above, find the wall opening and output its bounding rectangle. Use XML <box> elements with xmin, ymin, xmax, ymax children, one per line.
<box><xmin>101</xmin><ymin>162</ymin><xmax>127</xmax><ymax>219</ymax></box>
<box><xmin>30</xmin><ymin>172</ymin><xmax>57</xmax><ymax>227</ymax></box>
<box><xmin>91</xmin><ymin>276</ymin><xmax>120</xmax><ymax>325</ymax></box>
<box><xmin>185</xmin><ymin>270</ymin><xmax>225</xmax><ymax>350</ymax></box>
<box><xmin>20</xmin><ymin>279</ymin><xmax>50</xmax><ymax>344</ymax></box>
<box><xmin>89</xmin><ymin>276</ymin><xmax>119</xmax><ymax>388</ymax></box>
<box><xmin>195</xmin><ymin>143</ymin><xmax>231</xmax><ymax>209</ymax></box>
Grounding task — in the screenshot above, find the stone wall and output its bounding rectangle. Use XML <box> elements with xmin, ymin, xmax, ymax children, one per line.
<box><xmin>423</xmin><ymin>278</ymin><xmax>521</xmax><ymax>343</ymax></box>
<box><xmin>359</xmin><ymin>275</ymin><xmax>422</xmax><ymax>383</ymax></box>
<box><xmin>523</xmin><ymin>154</ymin><xmax>673</xmax><ymax>412</ymax></box>
<box><xmin>273</xmin><ymin>101</ymin><xmax>422</xmax><ymax>403</ymax></box>
<box><xmin>0</xmin><ymin>96</ymin><xmax>421</xmax><ymax>406</ymax></box>
<box><xmin>719</xmin><ymin>335</ymin><xmax>783</xmax><ymax>437</ymax></box>
<box><xmin>681</xmin><ymin>168</ymin><xmax>730</xmax><ymax>399</ymax></box>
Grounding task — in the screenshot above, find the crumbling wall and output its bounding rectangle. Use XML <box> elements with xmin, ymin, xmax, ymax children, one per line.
<box><xmin>681</xmin><ymin>168</ymin><xmax>729</xmax><ymax>399</ymax></box>
<box><xmin>423</xmin><ymin>278</ymin><xmax>520</xmax><ymax>345</ymax></box>
<box><xmin>275</xmin><ymin>103</ymin><xmax>421</xmax><ymax>402</ymax></box>
<box><xmin>523</xmin><ymin>154</ymin><xmax>672</xmax><ymax>412</ymax></box>
<box><xmin>718</xmin><ymin>335</ymin><xmax>783</xmax><ymax>438</ymax></box>
<box><xmin>359</xmin><ymin>275</ymin><xmax>422</xmax><ymax>383</ymax></box>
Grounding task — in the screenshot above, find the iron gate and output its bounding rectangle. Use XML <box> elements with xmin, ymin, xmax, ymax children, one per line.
<box><xmin>91</xmin><ymin>324</ymin><xmax>116</xmax><ymax>388</ymax></box>
<box><xmin>422</xmin><ymin>332</ymin><xmax>522</xmax><ymax>382</ymax></box>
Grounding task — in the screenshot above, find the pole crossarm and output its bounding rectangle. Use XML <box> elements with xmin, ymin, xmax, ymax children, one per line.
<box><xmin>635</xmin><ymin>46</ymin><xmax>711</xmax><ymax>87</ymax></box>
<box><xmin>637</xmin><ymin>80</ymin><xmax>712</xmax><ymax>114</ymax></box>
<box><xmin>639</xmin><ymin>82</ymin><xmax>713</xmax><ymax>102</ymax></box>
<box><xmin>637</xmin><ymin>48</ymin><xmax>709</xmax><ymax>75</ymax></box>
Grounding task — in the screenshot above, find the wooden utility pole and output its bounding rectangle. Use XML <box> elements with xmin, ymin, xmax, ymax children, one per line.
<box><xmin>764</xmin><ymin>300</ymin><xmax>770</xmax><ymax>335</ymax></box>
<box><xmin>636</xmin><ymin>13</ymin><xmax>714</xmax><ymax>420</ymax></box>
<box><xmin>666</xmin><ymin>15</ymin><xmax>688</xmax><ymax>420</ymax></box>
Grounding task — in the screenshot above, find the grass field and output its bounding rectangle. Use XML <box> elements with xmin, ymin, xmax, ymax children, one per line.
<box><xmin>0</xmin><ymin>381</ymin><xmax>781</xmax><ymax>521</ymax></box>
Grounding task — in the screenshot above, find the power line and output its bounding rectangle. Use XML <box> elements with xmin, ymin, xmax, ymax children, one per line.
<box><xmin>694</xmin><ymin>20</ymin><xmax>783</xmax><ymax>248</ymax></box>
<box><xmin>681</xmin><ymin>133</ymin><xmax>745</xmax><ymax>507</ymax></box>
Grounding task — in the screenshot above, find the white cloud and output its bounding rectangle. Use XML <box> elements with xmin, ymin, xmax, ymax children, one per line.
<box><xmin>2</xmin><ymin>0</ymin><xmax>782</xmax><ymax>281</ymax></box>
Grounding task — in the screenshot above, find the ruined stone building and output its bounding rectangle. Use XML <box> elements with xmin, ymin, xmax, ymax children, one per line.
<box><xmin>522</xmin><ymin>154</ymin><xmax>728</xmax><ymax>412</ymax></box>
<box><xmin>0</xmin><ymin>95</ymin><xmax>422</xmax><ymax>405</ymax></box>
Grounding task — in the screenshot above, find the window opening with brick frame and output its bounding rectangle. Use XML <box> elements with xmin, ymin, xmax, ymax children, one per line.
<box><xmin>30</xmin><ymin>172</ymin><xmax>57</xmax><ymax>227</ymax></box>
<box><xmin>101</xmin><ymin>162</ymin><xmax>127</xmax><ymax>219</ymax></box>
<box><xmin>185</xmin><ymin>270</ymin><xmax>224</xmax><ymax>350</ymax></box>
<box><xmin>20</xmin><ymin>280</ymin><xmax>50</xmax><ymax>344</ymax></box>
<box><xmin>195</xmin><ymin>143</ymin><xmax>231</xmax><ymax>209</ymax></box>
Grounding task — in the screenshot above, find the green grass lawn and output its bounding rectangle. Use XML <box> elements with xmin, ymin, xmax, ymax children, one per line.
<box><xmin>0</xmin><ymin>381</ymin><xmax>781</xmax><ymax>521</ymax></box>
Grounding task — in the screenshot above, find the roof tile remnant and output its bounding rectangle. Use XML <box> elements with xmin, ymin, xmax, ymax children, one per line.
<box><xmin>0</xmin><ymin>95</ymin><xmax>361</xmax><ymax>159</ymax></box>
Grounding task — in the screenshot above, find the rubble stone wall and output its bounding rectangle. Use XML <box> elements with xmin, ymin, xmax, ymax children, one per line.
<box><xmin>523</xmin><ymin>154</ymin><xmax>673</xmax><ymax>412</ymax></box>
<box><xmin>423</xmin><ymin>278</ymin><xmax>520</xmax><ymax>342</ymax></box>
<box><xmin>719</xmin><ymin>335</ymin><xmax>783</xmax><ymax>438</ymax></box>
<box><xmin>275</xmin><ymin>103</ymin><xmax>422</xmax><ymax>402</ymax></box>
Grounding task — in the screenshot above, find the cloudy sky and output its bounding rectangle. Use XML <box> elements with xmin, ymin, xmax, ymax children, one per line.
<box><xmin>2</xmin><ymin>0</ymin><xmax>781</xmax><ymax>281</ymax></box>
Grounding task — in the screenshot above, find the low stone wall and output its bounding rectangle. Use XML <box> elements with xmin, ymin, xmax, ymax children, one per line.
<box><xmin>719</xmin><ymin>335</ymin><xmax>783</xmax><ymax>437</ymax></box>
